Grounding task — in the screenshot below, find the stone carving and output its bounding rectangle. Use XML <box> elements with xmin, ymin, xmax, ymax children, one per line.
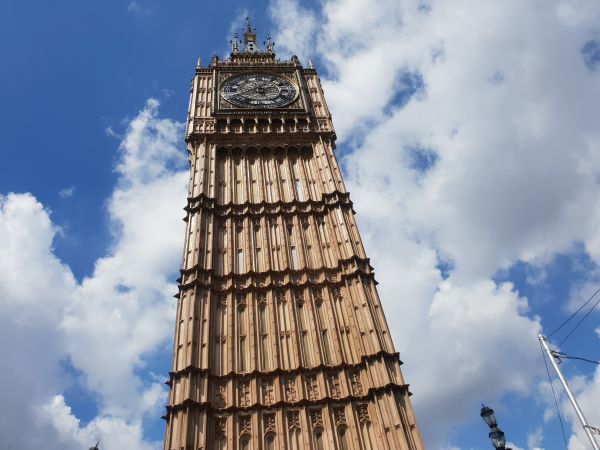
<box><xmin>215</xmin><ymin>417</ymin><xmax>227</xmax><ymax>437</ymax></box>
<box><xmin>217</xmin><ymin>294</ymin><xmax>228</xmax><ymax>308</ymax></box>
<box><xmin>240</xmin><ymin>414</ymin><xmax>251</xmax><ymax>435</ymax></box>
<box><xmin>306</xmin><ymin>375</ymin><xmax>319</xmax><ymax>400</ymax></box>
<box><xmin>239</xmin><ymin>381</ymin><xmax>251</xmax><ymax>407</ymax></box>
<box><xmin>262</xmin><ymin>378</ymin><xmax>275</xmax><ymax>405</ymax></box>
<box><xmin>350</xmin><ymin>370</ymin><xmax>363</xmax><ymax>396</ymax></box>
<box><xmin>264</xmin><ymin>413</ymin><xmax>276</xmax><ymax>433</ymax></box>
<box><xmin>327</xmin><ymin>372</ymin><xmax>341</xmax><ymax>399</ymax></box>
<box><xmin>331</xmin><ymin>286</ymin><xmax>342</xmax><ymax>301</ymax></box>
<box><xmin>334</xmin><ymin>407</ymin><xmax>347</xmax><ymax>427</ymax></box>
<box><xmin>257</xmin><ymin>291</ymin><xmax>267</xmax><ymax>304</ymax></box>
<box><xmin>215</xmin><ymin>382</ymin><xmax>227</xmax><ymax>408</ymax></box>
<box><xmin>310</xmin><ymin>409</ymin><xmax>323</xmax><ymax>429</ymax></box>
<box><xmin>285</xmin><ymin>377</ymin><xmax>297</xmax><ymax>402</ymax></box>
<box><xmin>276</xmin><ymin>290</ymin><xmax>286</xmax><ymax>304</ymax></box>
<box><xmin>312</xmin><ymin>287</ymin><xmax>324</xmax><ymax>302</ymax></box>
<box><xmin>357</xmin><ymin>403</ymin><xmax>371</xmax><ymax>424</ymax></box>
<box><xmin>237</xmin><ymin>292</ymin><xmax>247</xmax><ymax>308</ymax></box>
<box><xmin>294</xmin><ymin>288</ymin><xmax>304</xmax><ymax>304</ymax></box>
<box><xmin>288</xmin><ymin>410</ymin><xmax>301</xmax><ymax>431</ymax></box>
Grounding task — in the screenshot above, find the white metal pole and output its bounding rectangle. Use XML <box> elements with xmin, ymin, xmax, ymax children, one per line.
<box><xmin>539</xmin><ymin>334</ymin><xmax>600</xmax><ymax>450</ymax></box>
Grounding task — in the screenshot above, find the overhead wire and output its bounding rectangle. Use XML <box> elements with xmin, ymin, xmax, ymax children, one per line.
<box><xmin>540</xmin><ymin>339</ymin><xmax>569</xmax><ymax>449</ymax></box>
<box><xmin>556</xmin><ymin>292</ymin><xmax>600</xmax><ymax>348</ymax></box>
<box><xmin>553</xmin><ymin>351</ymin><xmax>600</xmax><ymax>366</ymax></box>
<box><xmin>547</xmin><ymin>286</ymin><xmax>600</xmax><ymax>340</ymax></box>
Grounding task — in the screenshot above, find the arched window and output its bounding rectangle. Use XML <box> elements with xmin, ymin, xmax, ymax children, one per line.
<box><xmin>295</xmin><ymin>292</ymin><xmax>311</xmax><ymax>367</ymax></box>
<box><xmin>237</xmin><ymin>299</ymin><xmax>248</xmax><ymax>372</ymax></box>
<box><xmin>315</xmin><ymin>296</ymin><xmax>333</xmax><ymax>365</ymax></box>
<box><xmin>288</xmin><ymin>224</ymin><xmax>298</xmax><ymax>270</ymax></box>
<box><xmin>236</xmin><ymin>225</ymin><xmax>245</xmax><ymax>273</ymax></box>
<box><xmin>253</xmin><ymin>221</ymin><xmax>263</xmax><ymax>272</ymax></box>
<box><xmin>215</xmin><ymin>295</ymin><xmax>227</xmax><ymax>374</ymax></box>
<box><xmin>287</xmin><ymin>410</ymin><xmax>302</xmax><ymax>450</ymax></box>
<box><xmin>258</xmin><ymin>295</ymin><xmax>270</xmax><ymax>370</ymax></box>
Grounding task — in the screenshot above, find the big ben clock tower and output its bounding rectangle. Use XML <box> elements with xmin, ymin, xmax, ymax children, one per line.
<box><xmin>163</xmin><ymin>18</ymin><xmax>424</xmax><ymax>450</ymax></box>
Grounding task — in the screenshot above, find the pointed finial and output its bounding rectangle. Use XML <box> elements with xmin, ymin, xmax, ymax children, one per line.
<box><xmin>265</xmin><ymin>34</ymin><xmax>275</xmax><ymax>53</ymax></box>
<box><xmin>246</xmin><ymin>16</ymin><xmax>252</xmax><ymax>32</ymax></box>
<box><xmin>308</xmin><ymin>58</ymin><xmax>314</xmax><ymax>69</ymax></box>
<box><xmin>230</xmin><ymin>32</ymin><xmax>239</xmax><ymax>54</ymax></box>
<box><xmin>196</xmin><ymin>57</ymin><xmax>202</xmax><ymax>68</ymax></box>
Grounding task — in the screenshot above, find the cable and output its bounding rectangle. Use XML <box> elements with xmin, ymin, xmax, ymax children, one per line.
<box><xmin>548</xmin><ymin>286</ymin><xmax>600</xmax><ymax>339</ymax></box>
<box><xmin>553</xmin><ymin>351</ymin><xmax>600</xmax><ymax>366</ymax></box>
<box><xmin>540</xmin><ymin>340</ymin><xmax>569</xmax><ymax>449</ymax></box>
<box><xmin>556</xmin><ymin>292</ymin><xmax>600</xmax><ymax>348</ymax></box>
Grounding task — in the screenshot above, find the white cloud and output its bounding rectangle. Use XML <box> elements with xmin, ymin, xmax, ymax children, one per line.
<box><xmin>269</xmin><ymin>0</ymin><xmax>318</xmax><ymax>61</ymax></box>
<box><xmin>270</xmin><ymin>0</ymin><xmax>600</xmax><ymax>447</ymax></box>
<box><xmin>127</xmin><ymin>1</ymin><xmax>142</xmax><ymax>13</ymax></box>
<box><xmin>42</xmin><ymin>395</ymin><xmax>159</xmax><ymax>450</ymax></box>
<box><xmin>61</xmin><ymin>99</ymin><xmax>186</xmax><ymax>421</ymax></box>
<box><xmin>527</xmin><ymin>427</ymin><xmax>545</xmax><ymax>450</ymax></box>
<box><xmin>0</xmin><ymin>99</ymin><xmax>185</xmax><ymax>449</ymax></box>
<box><xmin>0</xmin><ymin>193</ymin><xmax>76</xmax><ymax>448</ymax></box>
<box><xmin>59</xmin><ymin>186</ymin><xmax>75</xmax><ymax>199</ymax></box>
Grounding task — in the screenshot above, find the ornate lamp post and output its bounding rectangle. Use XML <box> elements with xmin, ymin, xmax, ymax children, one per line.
<box><xmin>480</xmin><ymin>404</ymin><xmax>512</xmax><ymax>450</ymax></box>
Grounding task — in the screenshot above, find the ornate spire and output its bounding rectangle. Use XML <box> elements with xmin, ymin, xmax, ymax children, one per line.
<box><xmin>223</xmin><ymin>16</ymin><xmax>278</xmax><ymax>63</ymax></box>
<box><xmin>243</xmin><ymin>16</ymin><xmax>258</xmax><ymax>52</ymax></box>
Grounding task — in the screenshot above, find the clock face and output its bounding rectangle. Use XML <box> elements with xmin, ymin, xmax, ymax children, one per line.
<box><xmin>221</xmin><ymin>73</ymin><xmax>298</xmax><ymax>108</ymax></box>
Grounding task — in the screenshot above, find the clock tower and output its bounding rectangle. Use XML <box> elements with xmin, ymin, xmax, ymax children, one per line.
<box><xmin>163</xmin><ymin>18</ymin><xmax>424</xmax><ymax>450</ymax></box>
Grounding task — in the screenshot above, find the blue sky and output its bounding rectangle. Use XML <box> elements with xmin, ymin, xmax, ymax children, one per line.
<box><xmin>1</xmin><ymin>0</ymin><xmax>270</xmax><ymax>279</ymax></box>
<box><xmin>1</xmin><ymin>1</ymin><xmax>600</xmax><ymax>449</ymax></box>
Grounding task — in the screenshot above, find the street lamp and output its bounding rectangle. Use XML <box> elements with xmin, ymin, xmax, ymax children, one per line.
<box><xmin>480</xmin><ymin>405</ymin><xmax>497</xmax><ymax>428</ymax></box>
<box><xmin>489</xmin><ymin>427</ymin><xmax>506</xmax><ymax>448</ymax></box>
<box><xmin>480</xmin><ymin>404</ymin><xmax>512</xmax><ymax>450</ymax></box>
